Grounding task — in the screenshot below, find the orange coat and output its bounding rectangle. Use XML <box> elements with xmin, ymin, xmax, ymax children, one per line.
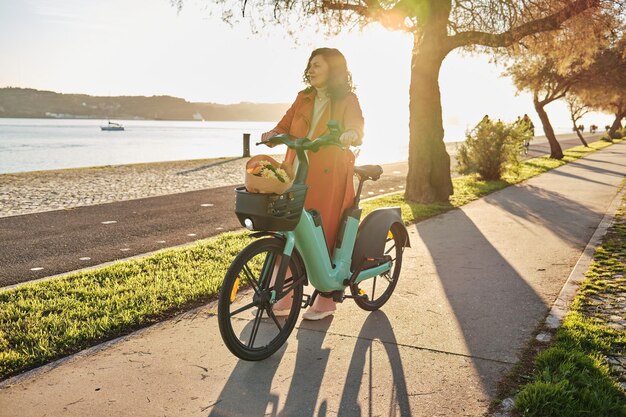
<box><xmin>273</xmin><ymin>89</ymin><xmax>365</xmax><ymax>253</ymax></box>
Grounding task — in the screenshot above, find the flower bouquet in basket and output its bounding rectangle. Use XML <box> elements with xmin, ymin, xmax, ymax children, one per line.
<box><xmin>245</xmin><ymin>155</ymin><xmax>294</xmax><ymax>194</ymax></box>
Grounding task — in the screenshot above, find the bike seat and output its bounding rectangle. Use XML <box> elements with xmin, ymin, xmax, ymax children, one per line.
<box><xmin>354</xmin><ymin>165</ymin><xmax>383</xmax><ymax>181</ymax></box>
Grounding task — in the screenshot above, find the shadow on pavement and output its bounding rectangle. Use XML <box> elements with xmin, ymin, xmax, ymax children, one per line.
<box><xmin>416</xmin><ymin>209</ymin><xmax>546</xmax><ymax>393</ymax></box>
<box><xmin>484</xmin><ymin>184</ymin><xmax>604</xmax><ymax>249</ymax></box>
<box><xmin>564</xmin><ymin>159</ymin><xmax>626</xmax><ymax>179</ymax></box>
<box><xmin>278</xmin><ymin>317</ymin><xmax>335</xmax><ymax>417</ymax></box>
<box><xmin>207</xmin><ymin>320</ymin><xmax>294</xmax><ymax>417</ymax></box>
<box><xmin>578</xmin><ymin>157</ymin><xmax>626</xmax><ymax>168</ymax></box>
<box><xmin>544</xmin><ymin>168</ymin><xmax>615</xmax><ymax>188</ymax></box>
<box><xmin>336</xmin><ymin>311</ymin><xmax>411</xmax><ymax>417</ymax></box>
<box><xmin>208</xmin><ymin>311</ymin><xmax>411</xmax><ymax>416</ymax></box>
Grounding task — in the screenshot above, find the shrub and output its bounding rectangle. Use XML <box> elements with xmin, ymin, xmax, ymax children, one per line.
<box><xmin>456</xmin><ymin>118</ymin><xmax>528</xmax><ymax>180</ymax></box>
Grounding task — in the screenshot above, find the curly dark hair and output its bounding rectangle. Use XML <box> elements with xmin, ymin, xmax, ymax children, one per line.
<box><xmin>302</xmin><ymin>48</ymin><xmax>354</xmax><ymax>100</ymax></box>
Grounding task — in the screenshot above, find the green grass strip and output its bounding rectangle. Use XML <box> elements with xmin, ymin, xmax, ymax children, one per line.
<box><xmin>0</xmin><ymin>139</ymin><xmax>619</xmax><ymax>380</ymax></box>
<box><xmin>514</xmin><ymin>186</ymin><xmax>626</xmax><ymax>417</ymax></box>
<box><xmin>0</xmin><ymin>232</ymin><xmax>252</xmax><ymax>379</ymax></box>
<box><xmin>362</xmin><ymin>140</ymin><xmax>616</xmax><ymax>222</ymax></box>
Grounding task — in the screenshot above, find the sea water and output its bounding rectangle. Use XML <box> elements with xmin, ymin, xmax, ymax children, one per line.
<box><xmin>0</xmin><ymin>118</ymin><xmax>413</xmax><ymax>174</ymax></box>
<box><xmin>0</xmin><ymin>119</ymin><xmax>277</xmax><ymax>174</ymax></box>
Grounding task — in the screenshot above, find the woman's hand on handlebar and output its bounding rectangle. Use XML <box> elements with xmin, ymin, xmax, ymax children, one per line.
<box><xmin>261</xmin><ymin>130</ymin><xmax>278</xmax><ymax>147</ymax></box>
<box><xmin>339</xmin><ymin>130</ymin><xmax>360</xmax><ymax>147</ymax></box>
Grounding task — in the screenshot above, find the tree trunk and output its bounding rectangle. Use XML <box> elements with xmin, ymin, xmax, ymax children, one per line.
<box><xmin>405</xmin><ymin>31</ymin><xmax>452</xmax><ymax>203</ymax></box>
<box><xmin>533</xmin><ymin>95</ymin><xmax>563</xmax><ymax>159</ymax></box>
<box><xmin>608</xmin><ymin>110</ymin><xmax>625</xmax><ymax>139</ymax></box>
<box><xmin>573</xmin><ymin>126</ymin><xmax>588</xmax><ymax>146</ymax></box>
<box><xmin>570</xmin><ymin>116</ymin><xmax>588</xmax><ymax>147</ymax></box>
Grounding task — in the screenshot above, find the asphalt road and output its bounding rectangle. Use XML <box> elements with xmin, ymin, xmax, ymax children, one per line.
<box><xmin>0</xmin><ymin>133</ymin><xmax>601</xmax><ymax>288</ymax></box>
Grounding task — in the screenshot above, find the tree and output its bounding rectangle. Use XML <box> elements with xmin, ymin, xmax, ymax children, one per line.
<box><xmin>570</xmin><ymin>39</ymin><xmax>626</xmax><ymax>139</ymax></box>
<box><xmin>188</xmin><ymin>0</ymin><xmax>619</xmax><ymax>202</ymax></box>
<box><xmin>506</xmin><ymin>56</ymin><xmax>579</xmax><ymax>158</ymax></box>
<box><xmin>566</xmin><ymin>94</ymin><xmax>590</xmax><ymax>146</ymax></box>
<box><xmin>503</xmin><ymin>6</ymin><xmax>621</xmax><ymax>157</ymax></box>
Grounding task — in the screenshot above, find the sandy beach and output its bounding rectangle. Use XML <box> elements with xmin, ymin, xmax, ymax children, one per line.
<box><xmin>0</xmin><ymin>152</ymin><xmax>412</xmax><ymax>218</ymax></box>
<box><xmin>0</xmin><ymin>140</ymin><xmax>484</xmax><ymax>218</ymax></box>
<box><xmin>0</xmin><ymin>157</ymin><xmax>251</xmax><ymax>218</ymax></box>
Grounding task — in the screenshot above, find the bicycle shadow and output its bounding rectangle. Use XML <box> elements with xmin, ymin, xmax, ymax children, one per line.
<box><xmin>206</xmin><ymin>349</ymin><xmax>286</xmax><ymax>416</ymax></box>
<box><xmin>208</xmin><ymin>312</ymin><xmax>411</xmax><ymax>416</ymax></box>
<box><xmin>207</xmin><ymin>317</ymin><xmax>333</xmax><ymax>417</ymax></box>
<box><xmin>336</xmin><ymin>311</ymin><xmax>411</xmax><ymax>417</ymax></box>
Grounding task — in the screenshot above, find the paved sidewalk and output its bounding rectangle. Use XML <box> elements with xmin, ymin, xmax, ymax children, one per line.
<box><xmin>1</xmin><ymin>142</ymin><xmax>623</xmax><ymax>417</ymax></box>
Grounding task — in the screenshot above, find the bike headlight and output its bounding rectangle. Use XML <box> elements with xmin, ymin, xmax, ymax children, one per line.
<box><xmin>244</xmin><ymin>218</ymin><xmax>254</xmax><ymax>231</ymax></box>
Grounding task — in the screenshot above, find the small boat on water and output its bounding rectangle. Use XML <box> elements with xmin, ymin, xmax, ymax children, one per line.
<box><xmin>101</xmin><ymin>121</ymin><xmax>124</xmax><ymax>131</ymax></box>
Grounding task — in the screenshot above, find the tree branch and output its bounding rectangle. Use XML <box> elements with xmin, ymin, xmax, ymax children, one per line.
<box><xmin>322</xmin><ymin>0</ymin><xmax>369</xmax><ymax>15</ymax></box>
<box><xmin>448</xmin><ymin>0</ymin><xmax>600</xmax><ymax>50</ymax></box>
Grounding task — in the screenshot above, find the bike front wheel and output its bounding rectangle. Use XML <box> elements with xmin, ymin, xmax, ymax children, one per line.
<box><xmin>350</xmin><ymin>223</ymin><xmax>404</xmax><ymax>311</ymax></box>
<box><xmin>218</xmin><ymin>238</ymin><xmax>304</xmax><ymax>361</ymax></box>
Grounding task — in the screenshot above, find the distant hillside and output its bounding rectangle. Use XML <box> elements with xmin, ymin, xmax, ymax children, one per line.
<box><xmin>0</xmin><ymin>87</ymin><xmax>290</xmax><ymax>121</ymax></box>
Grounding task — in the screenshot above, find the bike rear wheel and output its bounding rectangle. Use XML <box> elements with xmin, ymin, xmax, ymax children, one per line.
<box><xmin>218</xmin><ymin>238</ymin><xmax>304</xmax><ymax>361</ymax></box>
<box><xmin>350</xmin><ymin>223</ymin><xmax>404</xmax><ymax>311</ymax></box>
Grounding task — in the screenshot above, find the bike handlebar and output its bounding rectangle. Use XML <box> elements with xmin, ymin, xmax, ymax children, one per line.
<box><xmin>256</xmin><ymin>120</ymin><xmax>343</xmax><ymax>152</ymax></box>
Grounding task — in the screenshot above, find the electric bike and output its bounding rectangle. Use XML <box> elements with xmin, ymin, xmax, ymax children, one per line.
<box><xmin>217</xmin><ymin>120</ymin><xmax>410</xmax><ymax>361</ymax></box>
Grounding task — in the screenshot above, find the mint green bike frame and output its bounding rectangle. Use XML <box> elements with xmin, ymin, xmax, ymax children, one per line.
<box><xmin>267</xmin><ymin>124</ymin><xmax>392</xmax><ymax>301</ymax></box>
<box><xmin>281</xmin><ymin>212</ymin><xmax>391</xmax><ymax>293</ymax></box>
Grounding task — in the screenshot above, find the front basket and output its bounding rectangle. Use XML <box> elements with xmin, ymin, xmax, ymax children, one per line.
<box><xmin>235</xmin><ymin>184</ymin><xmax>308</xmax><ymax>231</ymax></box>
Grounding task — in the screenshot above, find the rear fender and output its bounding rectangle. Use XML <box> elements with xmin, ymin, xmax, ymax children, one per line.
<box><xmin>351</xmin><ymin>207</ymin><xmax>410</xmax><ymax>271</ymax></box>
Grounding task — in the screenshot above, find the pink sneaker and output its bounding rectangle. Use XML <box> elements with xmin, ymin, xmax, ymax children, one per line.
<box><xmin>302</xmin><ymin>308</ymin><xmax>335</xmax><ymax>321</ymax></box>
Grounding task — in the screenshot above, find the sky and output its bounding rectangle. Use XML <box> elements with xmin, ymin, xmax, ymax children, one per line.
<box><xmin>0</xmin><ymin>0</ymin><xmax>615</xmax><ymax>143</ymax></box>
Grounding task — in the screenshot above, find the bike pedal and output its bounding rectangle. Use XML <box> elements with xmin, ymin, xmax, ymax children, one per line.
<box><xmin>343</xmin><ymin>293</ymin><xmax>368</xmax><ymax>301</ymax></box>
<box><xmin>329</xmin><ymin>290</ymin><xmax>345</xmax><ymax>303</ymax></box>
<box><xmin>365</xmin><ymin>255</ymin><xmax>392</xmax><ymax>265</ymax></box>
<box><xmin>301</xmin><ymin>293</ymin><xmax>312</xmax><ymax>309</ymax></box>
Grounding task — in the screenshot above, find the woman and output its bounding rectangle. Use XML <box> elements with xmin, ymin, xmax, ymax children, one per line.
<box><xmin>261</xmin><ymin>47</ymin><xmax>364</xmax><ymax>321</ymax></box>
